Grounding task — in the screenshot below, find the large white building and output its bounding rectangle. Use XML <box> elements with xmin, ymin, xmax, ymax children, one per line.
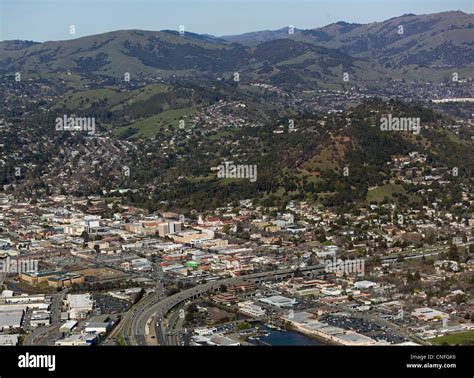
<box><xmin>0</xmin><ymin>306</ymin><xmax>24</xmax><ymax>331</ymax></box>
<box><xmin>55</xmin><ymin>333</ymin><xmax>97</xmax><ymax>346</ymax></box>
<box><xmin>84</xmin><ymin>322</ymin><xmax>110</xmax><ymax>334</ymax></box>
<box><xmin>238</xmin><ymin>301</ymin><xmax>266</xmax><ymax>318</ymax></box>
<box><xmin>412</xmin><ymin>307</ymin><xmax>449</xmax><ymax>322</ymax></box>
<box><xmin>66</xmin><ymin>294</ymin><xmax>93</xmax><ymax>320</ymax></box>
<box><xmin>354</xmin><ymin>280</ymin><xmax>377</xmax><ymax>290</ymax></box>
<box><xmin>282</xmin><ymin>311</ymin><xmax>377</xmax><ymax>346</ymax></box>
<box><xmin>0</xmin><ymin>334</ymin><xmax>19</xmax><ymax>346</ymax></box>
<box><xmin>30</xmin><ymin>310</ymin><xmax>50</xmax><ymax>328</ymax></box>
<box><xmin>59</xmin><ymin>320</ymin><xmax>77</xmax><ymax>333</ymax></box>
<box><xmin>259</xmin><ymin>295</ymin><xmax>297</xmax><ymax>308</ymax></box>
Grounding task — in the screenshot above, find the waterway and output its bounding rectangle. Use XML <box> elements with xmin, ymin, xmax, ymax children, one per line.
<box><xmin>254</xmin><ymin>326</ymin><xmax>327</xmax><ymax>346</ymax></box>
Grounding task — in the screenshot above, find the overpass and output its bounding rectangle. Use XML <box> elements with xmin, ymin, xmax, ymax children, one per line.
<box><xmin>117</xmin><ymin>264</ymin><xmax>328</xmax><ymax>345</ymax></box>
<box><xmin>116</xmin><ymin>245</ymin><xmax>452</xmax><ymax>345</ymax></box>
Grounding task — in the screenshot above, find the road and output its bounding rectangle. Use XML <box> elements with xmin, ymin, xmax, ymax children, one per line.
<box><xmin>23</xmin><ymin>324</ymin><xmax>59</xmax><ymax>346</ymax></box>
<box><xmin>114</xmin><ymin>264</ymin><xmax>330</xmax><ymax>346</ymax></box>
<box><xmin>108</xmin><ymin>276</ymin><xmax>251</xmax><ymax>345</ymax></box>
<box><xmin>109</xmin><ymin>245</ymin><xmax>458</xmax><ymax>346</ymax></box>
<box><xmin>23</xmin><ymin>290</ymin><xmax>66</xmax><ymax>345</ymax></box>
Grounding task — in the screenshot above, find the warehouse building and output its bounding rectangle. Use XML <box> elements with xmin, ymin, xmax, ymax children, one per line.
<box><xmin>0</xmin><ymin>334</ymin><xmax>19</xmax><ymax>346</ymax></box>
<box><xmin>66</xmin><ymin>293</ymin><xmax>93</xmax><ymax>320</ymax></box>
<box><xmin>259</xmin><ymin>295</ymin><xmax>297</xmax><ymax>308</ymax></box>
<box><xmin>59</xmin><ymin>320</ymin><xmax>77</xmax><ymax>333</ymax></box>
<box><xmin>0</xmin><ymin>307</ymin><xmax>24</xmax><ymax>331</ymax></box>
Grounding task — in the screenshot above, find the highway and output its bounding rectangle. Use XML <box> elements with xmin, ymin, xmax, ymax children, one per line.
<box><xmin>113</xmin><ymin>264</ymin><xmax>329</xmax><ymax>346</ymax></box>
<box><xmin>109</xmin><ymin>245</ymin><xmax>456</xmax><ymax>346</ymax></box>
<box><xmin>110</xmin><ymin>258</ymin><xmax>167</xmax><ymax>345</ymax></box>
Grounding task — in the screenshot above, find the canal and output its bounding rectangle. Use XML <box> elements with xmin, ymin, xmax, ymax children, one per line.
<box><xmin>254</xmin><ymin>326</ymin><xmax>327</xmax><ymax>346</ymax></box>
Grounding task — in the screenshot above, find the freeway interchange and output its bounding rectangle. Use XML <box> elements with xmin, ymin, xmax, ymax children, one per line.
<box><xmin>109</xmin><ymin>263</ymin><xmax>345</xmax><ymax>346</ymax></box>
<box><xmin>107</xmin><ymin>245</ymin><xmax>453</xmax><ymax>346</ymax></box>
<box><xmin>113</xmin><ymin>276</ymin><xmax>244</xmax><ymax>346</ymax></box>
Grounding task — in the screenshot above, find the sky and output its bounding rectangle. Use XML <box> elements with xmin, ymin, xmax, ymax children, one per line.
<box><xmin>1</xmin><ymin>0</ymin><xmax>472</xmax><ymax>42</ymax></box>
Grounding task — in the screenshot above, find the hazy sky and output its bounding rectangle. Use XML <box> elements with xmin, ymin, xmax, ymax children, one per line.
<box><xmin>1</xmin><ymin>0</ymin><xmax>472</xmax><ymax>42</ymax></box>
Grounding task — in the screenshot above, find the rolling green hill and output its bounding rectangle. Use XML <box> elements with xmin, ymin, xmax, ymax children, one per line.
<box><xmin>224</xmin><ymin>11</ymin><xmax>474</xmax><ymax>70</ymax></box>
<box><xmin>0</xmin><ymin>28</ymin><xmax>393</xmax><ymax>88</ymax></box>
<box><xmin>2</xmin><ymin>11</ymin><xmax>471</xmax><ymax>88</ymax></box>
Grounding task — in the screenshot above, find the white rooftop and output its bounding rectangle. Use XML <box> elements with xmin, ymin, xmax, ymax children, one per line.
<box><xmin>67</xmin><ymin>294</ymin><xmax>93</xmax><ymax>309</ymax></box>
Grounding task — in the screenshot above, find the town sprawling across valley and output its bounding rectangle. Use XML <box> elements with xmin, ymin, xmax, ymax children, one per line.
<box><xmin>0</xmin><ymin>5</ymin><xmax>473</xmax><ymax>352</ymax></box>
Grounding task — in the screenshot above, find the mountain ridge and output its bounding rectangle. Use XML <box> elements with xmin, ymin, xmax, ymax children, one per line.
<box><xmin>0</xmin><ymin>11</ymin><xmax>472</xmax><ymax>89</ymax></box>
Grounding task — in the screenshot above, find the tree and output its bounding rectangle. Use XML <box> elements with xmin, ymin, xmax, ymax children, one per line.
<box><xmin>448</xmin><ymin>245</ymin><xmax>459</xmax><ymax>261</ymax></box>
<box><xmin>222</xmin><ymin>224</ymin><xmax>231</xmax><ymax>234</ymax></box>
<box><xmin>236</xmin><ymin>321</ymin><xmax>252</xmax><ymax>331</ymax></box>
<box><xmin>236</xmin><ymin>222</ymin><xmax>243</xmax><ymax>234</ymax></box>
<box><xmin>318</xmin><ymin>227</ymin><xmax>326</xmax><ymax>242</ymax></box>
<box><xmin>81</xmin><ymin>231</ymin><xmax>89</xmax><ymax>242</ymax></box>
<box><xmin>413</xmin><ymin>270</ymin><xmax>421</xmax><ymax>282</ymax></box>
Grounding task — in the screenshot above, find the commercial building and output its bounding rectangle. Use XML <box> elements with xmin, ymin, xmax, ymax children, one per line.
<box><xmin>192</xmin><ymin>334</ymin><xmax>241</xmax><ymax>346</ymax></box>
<box><xmin>411</xmin><ymin>307</ymin><xmax>449</xmax><ymax>322</ymax></box>
<box><xmin>47</xmin><ymin>273</ymin><xmax>85</xmax><ymax>288</ymax></box>
<box><xmin>63</xmin><ymin>224</ymin><xmax>86</xmax><ymax>236</ymax></box>
<box><xmin>282</xmin><ymin>311</ymin><xmax>377</xmax><ymax>346</ymax></box>
<box><xmin>84</xmin><ymin>322</ymin><xmax>111</xmax><ymax>334</ymax></box>
<box><xmin>209</xmin><ymin>335</ymin><xmax>240</xmax><ymax>346</ymax></box>
<box><xmin>259</xmin><ymin>295</ymin><xmax>297</xmax><ymax>308</ymax></box>
<box><xmin>194</xmin><ymin>327</ymin><xmax>218</xmax><ymax>336</ymax></box>
<box><xmin>66</xmin><ymin>294</ymin><xmax>93</xmax><ymax>320</ymax></box>
<box><xmin>55</xmin><ymin>333</ymin><xmax>97</xmax><ymax>346</ymax></box>
<box><xmin>122</xmin><ymin>258</ymin><xmax>152</xmax><ymax>272</ymax></box>
<box><xmin>212</xmin><ymin>293</ymin><xmax>239</xmax><ymax>305</ymax></box>
<box><xmin>0</xmin><ymin>307</ymin><xmax>24</xmax><ymax>331</ymax></box>
<box><xmin>237</xmin><ymin>301</ymin><xmax>266</xmax><ymax>318</ymax></box>
<box><xmin>19</xmin><ymin>271</ymin><xmax>84</xmax><ymax>288</ymax></box>
<box><xmin>228</xmin><ymin>283</ymin><xmax>258</xmax><ymax>297</ymax></box>
<box><xmin>59</xmin><ymin>320</ymin><xmax>77</xmax><ymax>333</ymax></box>
<box><xmin>284</xmin><ymin>225</ymin><xmax>307</xmax><ymax>234</ymax></box>
<box><xmin>172</xmin><ymin>230</ymin><xmax>212</xmax><ymax>244</ymax></box>
<box><xmin>30</xmin><ymin>310</ymin><xmax>50</xmax><ymax>328</ymax></box>
<box><xmin>19</xmin><ymin>271</ymin><xmax>63</xmax><ymax>285</ymax></box>
<box><xmin>0</xmin><ymin>334</ymin><xmax>19</xmax><ymax>345</ymax></box>
<box><xmin>354</xmin><ymin>281</ymin><xmax>377</xmax><ymax>290</ymax></box>
<box><xmin>1</xmin><ymin>293</ymin><xmax>46</xmax><ymax>305</ymax></box>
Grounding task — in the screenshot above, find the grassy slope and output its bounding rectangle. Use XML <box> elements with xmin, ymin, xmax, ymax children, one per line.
<box><xmin>115</xmin><ymin>107</ymin><xmax>197</xmax><ymax>138</ymax></box>
<box><xmin>430</xmin><ymin>331</ymin><xmax>474</xmax><ymax>346</ymax></box>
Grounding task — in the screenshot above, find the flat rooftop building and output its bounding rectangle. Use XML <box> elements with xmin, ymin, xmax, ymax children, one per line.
<box><xmin>55</xmin><ymin>333</ymin><xmax>97</xmax><ymax>346</ymax></box>
<box><xmin>209</xmin><ymin>335</ymin><xmax>240</xmax><ymax>346</ymax></box>
<box><xmin>67</xmin><ymin>294</ymin><xmax>93</xmax><ymax>309</ymax></box>
<box><xmin>66</xmin><ymin>293</ymin><xmax>93</xmax><ymax>320</ymax></box>
<box><xmin>259</xmin><ymin>295</ymin><xmax>297</xmax><ymax>308</ymax></box>
<box><xmin>0</xmin><ymin>334</ymin><xmax>19</xmax><ymax>346</ymax></box>
<box><xmin>59</xmin><ymin>320</ymin><xmax>77</xmax><ymax>333</ymax></box>
<box><xmin>412</xmin><ymin>307</ymin><xmax>449</xmax><ymax>321</ymax></box>
<box><xmin>0</xmin><ymin>308</ymin><xmax>24</xmax><ymax>331</ymax></box>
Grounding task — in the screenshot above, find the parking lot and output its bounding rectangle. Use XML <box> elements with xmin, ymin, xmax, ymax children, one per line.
<box><xmin>94</xmin><ymin>294</ymin><xmax>130</xmax><ymax>314</ymax></box>
<box><xmin>320</xmin><ymin>314</ymin><xmax>406</xmax><ymax>344</ymax></box>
